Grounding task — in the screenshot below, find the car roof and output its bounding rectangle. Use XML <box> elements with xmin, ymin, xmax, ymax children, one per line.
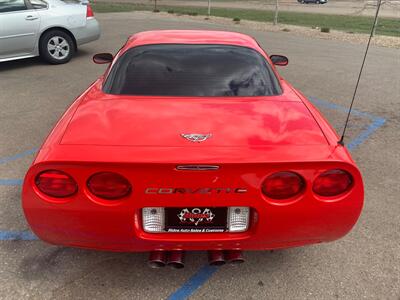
<box><xmin>123</xmin><ymin>30</ymin><xmax>262</xmax><ymax>51</ymax></box>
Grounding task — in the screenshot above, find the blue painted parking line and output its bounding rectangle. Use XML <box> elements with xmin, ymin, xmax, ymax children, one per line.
<box><xmin>308</xmin><ymin>97</ymin><xmax>386</xmax><ymax>151</ymax></box>
<box><xmin>0</xmin><ymin>230</ymin><xmax>38</xmax><ymax>241</ymax></box>
<box><xmin>0</xmin><ymin>148</ymin><xmax>36</xmax><ymax>185</ymax></box>
<box><xmin>167</xmin><ymin>265</ymin><xmax>219</xmax><ymax>300</ymax></box>
<box><xmin>346</xmin><ymin>117</ymin><xmax>385</xmax><ymax>151</ymax></box>
<box><xmin>0</xmin><ymin>147</ymin><xmax>38</xmax><ymax>165</ymax></box>
<box><xmin>0</xmin><ymin>179</ymin><xmax>23</xmax><ymax>186</ymax></box>
<box><xmin>309</xmin><ymin>97</ymin><xmax>373</xmax><ymax>118</ymax></box>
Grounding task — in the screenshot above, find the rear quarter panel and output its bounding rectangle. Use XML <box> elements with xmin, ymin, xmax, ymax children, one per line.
<box><xmin>38</xmin><ymin>1</ymin><xmax>87</xmax><ymax>34</ymax></box>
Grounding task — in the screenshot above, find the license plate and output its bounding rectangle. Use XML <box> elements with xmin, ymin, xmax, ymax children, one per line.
<box><xmin>165</xmin><ymin>207</ymin><xmax>227</xmax><ymax>233</ymax></box>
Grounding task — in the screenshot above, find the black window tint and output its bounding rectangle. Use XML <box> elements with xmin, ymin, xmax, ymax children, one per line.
<box><xmin>0</xmin><ymin>0</ymin><xmax>26</xmax><ymax>12</ymax></box>
<box><xmin>103</xmin><ymin>44</ymin><xmax>282</xmax><ymax>97</ymax></box>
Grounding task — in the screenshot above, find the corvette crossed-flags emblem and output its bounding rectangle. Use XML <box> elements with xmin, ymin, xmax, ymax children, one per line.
<box><xmin>181</xmin><ymin>133</ymin><xmax>212</xmax><ymax>143</ymax></box>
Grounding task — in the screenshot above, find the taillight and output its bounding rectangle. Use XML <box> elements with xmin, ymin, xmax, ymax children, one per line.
<box><xmin>262</xmin><ymin>171</ymin><xmax>305</xmax><ymax>199</ymax></box>
<box><xmin>35</xmin><ymin>170</ymin><xmax>77</xmax><ymax>198</ymax></box>
<box><xmin>313</xmin><ymin>169</ymin><xmax>353</xmax><ymax>197</ymax></box>
<box><xmin>87</xmin><ymin>172</ymin><xmax>131</xmax><ymax>200</ymax></box>
<box><xmin>86</xmin><ymin>4</ymin><xmax>94</xmax><ymax>18</ymax></box>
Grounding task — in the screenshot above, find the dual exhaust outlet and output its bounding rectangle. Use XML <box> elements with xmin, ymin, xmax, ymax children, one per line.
<box><xmin>148</xmin><ymin>250</ymin><xmax>244</xmax><ymax>269</ymax></box>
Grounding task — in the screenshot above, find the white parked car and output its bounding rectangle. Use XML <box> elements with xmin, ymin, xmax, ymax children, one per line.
<box><xmin>0</xmin><ymin>0</ymin><xmax>100</xmax><ymax>64</ymax></box>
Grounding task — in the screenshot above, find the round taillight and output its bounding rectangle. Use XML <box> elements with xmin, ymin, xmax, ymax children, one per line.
<box><xmin>87</xmin><ymin>172</ymin><xmax>131</xmax><ymax>200</ymax></box>
<box><xmin>313</xmin><ymin>169</ymin><xmax>353</xmax><ymax>197</ymax></box>
<box><xmin>262</xmin><ymin>171</ymin><xmax>305</xmax><ymax>199</ymax></box>
<box><xmin>35</xmin><ymin>170</ymin><xmax>78</xmax><ymax>198</ymax></box>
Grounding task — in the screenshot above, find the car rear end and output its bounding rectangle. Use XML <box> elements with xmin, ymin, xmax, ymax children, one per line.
<box><xmin>23</xmin><ymin>150</ymin><xmax>363</xmax><ymax>254</ymax></box>
<box><xmin>44</xmin><ymin>0</ymin><xmax>100</xmax><ymax>46</ymax></box>
<box><xmin>73</xmin><ymin>2</ymin><xmax>100</xmax><ymax>46</ymax></box>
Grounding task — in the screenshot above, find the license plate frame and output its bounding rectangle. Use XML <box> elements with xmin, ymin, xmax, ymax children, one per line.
<box><xmin>165</xmin><ymin>207</ymin><xmax>227</xmax><ymax>233</ymax></box>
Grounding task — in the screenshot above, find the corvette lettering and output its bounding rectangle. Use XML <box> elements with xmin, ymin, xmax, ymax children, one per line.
<box><xmin>144</xmin><ymin>187</ymin><xmax>247</xmax><ymax>194</ymax></box>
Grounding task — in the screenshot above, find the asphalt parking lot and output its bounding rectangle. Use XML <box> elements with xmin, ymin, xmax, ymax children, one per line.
<box><xmin>0</xmin><ymin>11</ymin><xmax>399</xmax><ymax>300</ymax></box>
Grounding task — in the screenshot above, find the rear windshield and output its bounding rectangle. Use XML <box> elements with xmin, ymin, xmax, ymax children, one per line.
<box><xmin>103</xmin><ymin>44</ymin><xmax>282</xmax><ymax>97</ymax></box>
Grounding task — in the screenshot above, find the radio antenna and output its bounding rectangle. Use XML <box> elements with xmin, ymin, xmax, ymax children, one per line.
<box><xmin>338</xmin><ymin>0</ymin><xmax>383</xmax><ymax>146</ymax></box>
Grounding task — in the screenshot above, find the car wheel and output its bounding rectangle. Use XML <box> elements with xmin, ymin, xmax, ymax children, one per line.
<box><xmin>39</xmin><ymin>30</ymin><xmax>75</xmax><ymax>64</ymax></box>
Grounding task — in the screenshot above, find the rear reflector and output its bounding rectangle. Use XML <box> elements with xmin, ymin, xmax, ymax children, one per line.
<box><xmin>35</xmin><ymin>170</ymin><xmax>77</xmax><ymax>198</ymax></box>
<box><xmin>227</xmin><ymin>207</ymin><xmax>249</xmax><ymax>232</ymax></box>
<box><xmin>86</xmin><ymin>4</ymin><xmax>94</xmax><ymax>18</ymax></box>
<box><xmin>87</xmin><ymin>172</ymin><xmax>131</xmax><ymax>200</ymax></box>
<box><xmin>143</xmin><ymin>207</ymin><xmax>165</xmax><ymax>233</ymax></box>
<box><xmin>313</xmin><ymin>169</ymin><xmax>353</xmax><ymax>197</ymax></box>
<box><xmin>262</xmin><ymin>171</ymin><xmax>305</xmax><ymax>199</ymax></box>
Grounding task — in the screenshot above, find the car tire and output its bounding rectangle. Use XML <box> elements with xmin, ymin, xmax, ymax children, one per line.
<box><xmin>39</xmin><ymin>30</ymin><xmax>75</xmax><ymax>64</ymax></box>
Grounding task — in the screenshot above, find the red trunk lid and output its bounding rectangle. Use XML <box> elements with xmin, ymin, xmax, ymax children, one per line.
<box><xmin>61</xmin><ymin>91</ymin><xmax>327</xmax><ymax>147</ymax></box>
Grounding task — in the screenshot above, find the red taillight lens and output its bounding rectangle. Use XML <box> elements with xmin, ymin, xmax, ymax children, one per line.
<box><xmin>87</xmin><ymin>172</ymin><xmax>131</xmax><ymax>200</ymax></box>
<box><xmin>35</xmin><ymin>170</ymin><xmax>78</xmax><ymax>198</ymax></box>
<box><xmin>86</xmin><ymin>4</ymin><xmax>94</xmax><ymax>18</ymax></box>
<box><xmin>262</xmin><ymin>171</ymin><xmax>305</xmax><ymax>199</ymax></box>
<box><xmin>313</xmin><ymin>169</ymin><xmax>353</xmax><ymax>197</ymax></box>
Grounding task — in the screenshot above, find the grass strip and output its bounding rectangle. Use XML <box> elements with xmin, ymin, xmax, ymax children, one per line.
<box><xmin>92</xmin><ymin>2</ymin><xmax>400</xmax><ymax>37</ymax></box>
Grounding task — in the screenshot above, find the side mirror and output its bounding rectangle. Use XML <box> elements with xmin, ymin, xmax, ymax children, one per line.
<box><xmin>270</xmin><ymin>55</ymin><xmax>289</xmax><ymax>66</ymax></box>
<box><xmin>93</xmin><ymin>53</ymin><xmax>113</xmax><ymax>64</ymax></box>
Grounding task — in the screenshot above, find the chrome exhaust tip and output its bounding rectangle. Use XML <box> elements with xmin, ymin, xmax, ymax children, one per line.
<box><xmin>208</xmin><ymin>250</ymin><xmax>226</xmax><ymax>266</ymax></box>
<box><xmin>225</xmin><ymin>250</ymin><xmax>244</xmax><ymax>265</ymax></box>
<box><xmin>148</xmin><ymin>251</ymin><xmax>167</xmax><ymax>268</ymax></box>
<box><xmin>167</xmin><ymin>250</ymin><xmax>185</xmax><ymax>269</ymax></box>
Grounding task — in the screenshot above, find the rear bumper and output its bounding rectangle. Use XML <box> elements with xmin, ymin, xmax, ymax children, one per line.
<box><xmin>72</xmin><ymin>18</ymin><xmax>100</xmax><ymax>46</ymax></box>
<box><xmin>22</xmin><ymin>162</ymin><xmax>363</xmax><ymax>252</ymax></box>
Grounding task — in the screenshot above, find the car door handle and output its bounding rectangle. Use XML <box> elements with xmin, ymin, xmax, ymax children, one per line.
<box><xmin>25</xmin><ymin>15</ymin><xmax>39</xmax><ymax>21</ymax></box>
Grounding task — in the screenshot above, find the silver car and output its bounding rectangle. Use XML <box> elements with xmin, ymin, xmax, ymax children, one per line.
<box><xmin>0</xmin><ymin>0</ymin><xmax>100</xmax><ymax>64</ymax></box>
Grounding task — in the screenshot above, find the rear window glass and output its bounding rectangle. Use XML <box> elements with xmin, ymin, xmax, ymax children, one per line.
<box><xmin>103</xmin><ymin>44</ymin><xmax>282</xmax><ymax>97</ymax></box>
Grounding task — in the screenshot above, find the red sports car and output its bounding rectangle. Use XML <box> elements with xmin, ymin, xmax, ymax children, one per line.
<box><xmin>22</xmin><ymin>30</ymin><xmax>363</xmax><ymax>268</ymax></box>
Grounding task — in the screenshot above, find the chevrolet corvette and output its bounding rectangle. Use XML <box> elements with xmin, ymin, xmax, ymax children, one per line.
<box><xmin>22</xmin><ymin>30</ymin><xmax>363</xmax><ymax>268</ymax></box>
